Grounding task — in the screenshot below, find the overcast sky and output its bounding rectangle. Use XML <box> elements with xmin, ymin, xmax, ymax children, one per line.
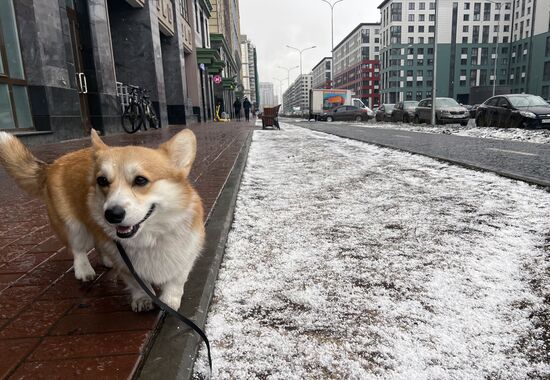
<box><xmin>239</xmin><ymin>0</ymin><xmax>381</xmax><ymax>98</ymax></box>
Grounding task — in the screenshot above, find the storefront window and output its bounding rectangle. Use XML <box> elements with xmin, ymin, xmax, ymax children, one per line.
<box><xmin>0</xmin><ymin>0</ymin><xmax>33</xmax><ymax>130</ymax></box>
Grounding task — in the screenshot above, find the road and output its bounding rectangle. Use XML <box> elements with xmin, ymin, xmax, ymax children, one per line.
<box><xmin>284</xmin><ymin>120</ymin><xmax>550</xmax><ymax>187</ymax></box>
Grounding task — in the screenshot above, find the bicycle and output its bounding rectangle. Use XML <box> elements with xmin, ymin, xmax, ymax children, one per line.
<box><xmin>121</xmin><ymin>86</ymin><xmax>159</xmax><ymax>133</ymax></box>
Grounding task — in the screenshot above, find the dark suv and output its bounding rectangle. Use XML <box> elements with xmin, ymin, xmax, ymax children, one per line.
<box><xmin>391</xmin><ymin>101</ymin><xmax>419</xmax><ymax>123</ymax></box>
<box><xmin>476</xmin><ymin>94</ymin><xmax>550</xmax><ymax>128</ymax></box>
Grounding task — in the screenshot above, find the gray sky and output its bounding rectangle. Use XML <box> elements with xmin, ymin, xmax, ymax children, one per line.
<box><xmin>239</xmin><ymin>0</ymin><xmax>381</xmax><ymax>98</ymax></box>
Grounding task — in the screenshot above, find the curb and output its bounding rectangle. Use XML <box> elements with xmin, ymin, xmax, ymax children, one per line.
<box><xmin>297</xmin><ymin>123</ymin><xmax>550</xmax><ymax>189</ymax></box>
<box><xmin>137</xmin><ymin>130</ymin><xmax>254</xmax><ymax>380</ymax></box>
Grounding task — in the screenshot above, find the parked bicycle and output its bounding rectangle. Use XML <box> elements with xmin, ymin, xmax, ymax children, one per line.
<box><xmin>121</xmin><ymin>86</ymin><xmax>159</xmax><ymax>133</ymax></box>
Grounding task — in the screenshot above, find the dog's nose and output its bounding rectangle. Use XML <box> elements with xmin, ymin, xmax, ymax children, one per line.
<box><xmin>105</xmin><ymin>206</ymin><xmax>126</xmax><ymax>224</ymax></box>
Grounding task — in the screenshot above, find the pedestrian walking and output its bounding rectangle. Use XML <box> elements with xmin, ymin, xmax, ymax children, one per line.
<box><xmin>233</xmin><ymin>99</ymin><xmax>242</xmax><ymax>121</ymax></box>
<box><xmin>243</xmin><ymin>97</ymin><xmax>252</xmax><ymax>122</ymax></box>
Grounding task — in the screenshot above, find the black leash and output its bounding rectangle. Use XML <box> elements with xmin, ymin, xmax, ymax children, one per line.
<box><xmin>115</xmin><ymin>241</ymin><xmax>213</xmax><ymax>377</ymax></box>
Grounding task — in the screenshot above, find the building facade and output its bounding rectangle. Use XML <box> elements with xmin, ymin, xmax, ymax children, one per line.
<box><xmin>378</xmin><ymin>0</ymin><xmax>550</xmax><ymax>104</ymax></box>
<box><xmin>259</xmin><ymin>82</ymin><xmax>276</xmax><ymax>110</ymax></box>
<box><xmin>241</xmin><ymin>35</ymin><xmax>259</xmax><ymax>106</ymax></box>
<box><xmin>209</xmin><ymin>0</ymin><xmax>242</xmax><ymax>118</ymax></box>
<box><xmin>312</xmin><ymin>57</ymin><xmax>333</xmax><ymax>89</ymax></box>
<box><xmin>282</xmin><ymin>74</ymin><xmax>312</xmax><ymax>115</ymax></box>
<box><xmin>333</xmin><ymin>23</ymin><xmax>382</xmax><ymax>108</ymax></box>
<box><xmin>0</xmin><ymin>0</ymin><xmax>236</xmax><ymax>144</ymax></box>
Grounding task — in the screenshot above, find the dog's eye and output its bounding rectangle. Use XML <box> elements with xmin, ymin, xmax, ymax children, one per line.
<box><xmin>96</xmin><ymin>176</ymin><xmax>109</xmax><ymax>187</ymax></box>
<box><xmin>134</xmin><ymin>176</ymin><xmax>149</xmax><ymax>186</ymax></box>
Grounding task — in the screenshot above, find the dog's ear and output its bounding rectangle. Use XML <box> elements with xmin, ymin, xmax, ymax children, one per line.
<box><xmin>160</xmin><ymin>129</ymin><xmax>197</xmax><ymax>177</ymax></box>
<box><xmin>90</xmin><ymin>129</ymin><xmax>108</xmax><ymax>150</ymax></box>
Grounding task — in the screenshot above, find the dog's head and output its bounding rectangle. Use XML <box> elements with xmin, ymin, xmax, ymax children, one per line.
<box><xmin>89</xmin><ymin>129</ymin><xmax>198</xmax><ymax>241</ymax></box>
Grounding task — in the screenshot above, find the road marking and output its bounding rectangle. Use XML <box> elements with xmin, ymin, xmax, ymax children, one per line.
<box><xmin>486</xmin><ymin>148</ymin><xmax>537</xmax><ymax>157</ymax></box>
<box><xmin>393</xmin><ymin>134</ymin><xmax>413</xmax><ymax>139</ymax></box>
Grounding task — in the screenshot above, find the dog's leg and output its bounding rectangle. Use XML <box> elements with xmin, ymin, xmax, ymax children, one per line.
<box><xmin>94</xmin><ymin>240</ymin><xmax>114</xmax><ymax>268</ymax></box>
<box><xmin>119</xmin><ymin>271</ymin><xmax>156</xmax><ymax>312</ymax></box>
<box><xmin>160</xmin><ymin>268</ymin><xmax>192</xmax><ymax>311</ymax></box>
<box><xmin>66</xmin><ymin>220</ymin><xmax>96</xmax><ymax>282</ymax></box>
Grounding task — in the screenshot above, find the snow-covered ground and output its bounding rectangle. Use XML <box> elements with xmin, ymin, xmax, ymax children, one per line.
<box><xmin>194</xmin><ymin>124</ymin><xmax>550</xmax><ymax>379</ymax></box>
<box><xmin>287</xmin><ymin>118</ymin><xmax>550</xmax><ymax>144</ymax></box>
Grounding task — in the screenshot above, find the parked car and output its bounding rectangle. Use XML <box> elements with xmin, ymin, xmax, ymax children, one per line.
<box><xmin>414</xmin><ymin>98</ymin><xmax>470</xmax><ymax>126</ymax></box>
<box><xmin>476</xmin><ymin>94</ymin><xmax>550</xmax><ymax>128</ymax></box>
<box><xmin>391</xmin><ymin>101</ymin><xmax>419</xmax><ymax>123</ymax></box>
<box><xmin>375</xmin><ymin>104</ymin><xmax>395</xmax><ymax>122</ymax></box>
<box><xmin>463</xmin><ymin>104</ymin><xmax>479</xmax><ymax>118</ymax></box>
<box><xmin>323</xmin><ymin>105</ymin><xmax>374</xmax><ymax>122</ymax></box>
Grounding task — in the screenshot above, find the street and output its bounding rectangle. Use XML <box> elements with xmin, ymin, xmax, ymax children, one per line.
<box><xmin>285</xmin><ymin>119</ymin><xmax>550</xmax><ymax>187</ymax></box>
<box><xmin>193</xmin><ymin>123</ymin><xmax>550</xmax><ymax>379</ymax></box>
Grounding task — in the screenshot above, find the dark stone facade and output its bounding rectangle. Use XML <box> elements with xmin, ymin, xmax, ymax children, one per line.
<box><xmin>11</xmin><ymin>0</ymin><xmax>197</xmax><ymax>144</ymax></box>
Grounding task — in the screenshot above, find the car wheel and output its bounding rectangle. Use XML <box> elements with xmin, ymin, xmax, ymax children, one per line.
<box><xmin>327</xmin><ymin>116</ymin><xmax>334</xmax><ymax>122</ymax></box>
<box><xmin>355</xmin><ymin>115</ymin><xmax>362</xmax><ymax>122</ymax></box>
<box><xmin>403</xmin><ymin>115</ymin><xmax>409</xmax><ymax>123</ymax></box>
<box><xmin>413</xmin><ymin>115</ymin><xmax>420</xmax><ymax>124</ymax></box>
<box><xmin>460</xmin><ymin>121</ymin><xmax>468</xmax><ymax>127</ymax></box>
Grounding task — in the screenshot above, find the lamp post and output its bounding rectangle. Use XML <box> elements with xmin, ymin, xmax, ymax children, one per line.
<box><xmin>487</xmin><ymin>0</ymin><xmax>502</xmax><ymax>97</ymax></box>
<box><xmin>431</xmin><ymin>0</ymin><xmax>439</xmax><ymax>126</ymax></box>
<box><xmin>277</xmin><ymin>65</ymin><xmax>300</xmax><ymax>87</ymax></box>
<box><xmin>320</xmin><ymin>0</ymin><xmax>345</xmax><ymax>87</ymax></box>
<box><xmin>286</xmin><ymin>45</ymin><xmax>317</xmax><ymax>76</ymax></box>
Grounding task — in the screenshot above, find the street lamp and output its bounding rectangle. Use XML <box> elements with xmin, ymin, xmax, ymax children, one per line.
<box><xmin>431</xmin><ymin>0</ymin><xmax>439</xmax><ymax>126</ymax></box>
<box><xmin>286</xmin><ymin>45</ymin><xmax>317</xmax><ymax>76</ymax></box>
<box><xmin>487</xmin><ymin>0</ymin><xmax>502</xmax><ymax>97</ymax></box>
<box><xmin>320</xmin><ymin>0</ymin><xmax>345</xmax><ymax>88</ymax></box>
<box><xmin>277</xmin><ymin>65</ymin><xmax>299</xmax><ymax>87</ymax></box>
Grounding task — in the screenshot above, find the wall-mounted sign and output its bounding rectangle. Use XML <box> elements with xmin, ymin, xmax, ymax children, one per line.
<box><xmin>213</xmin><ymin>75</ymin><xmax>222</xmax><ymax>84</ymax></box>
<box><xmin>199</xmin><ymin>63</ymin><xmax>206</xmax><ymax>71</ymax></box>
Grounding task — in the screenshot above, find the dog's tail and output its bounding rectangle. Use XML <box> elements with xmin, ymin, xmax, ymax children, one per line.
<box><xmin>0</xmin><ymin>131</ymin><xmax>48</xmax><ymax>197</ymax></box>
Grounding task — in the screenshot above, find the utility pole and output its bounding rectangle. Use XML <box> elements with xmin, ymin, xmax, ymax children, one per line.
<box><xmin>320</xmin><ymin>0</ymin><xmax>345</xmax><ymax>88</ymax></box>
<box><xmin>431</xmin><ymin>0</ymin><xmax>438</xmax><ymax>126</ymax></box>
<box><xmin>286</xmin><ymin>45</ymin><xmax>317</xmax><ymax>76</ymax></box>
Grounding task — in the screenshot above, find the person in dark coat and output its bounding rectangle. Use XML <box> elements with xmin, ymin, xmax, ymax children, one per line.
<box><xmin>243</xmin><ymin>98</ymin><xmax>252</xmax><ymax>121</ymax></box>
<box><xmin>233</xmin><ymin>99</ymin><xmax>242</xmax><ymax>121</ymax></box>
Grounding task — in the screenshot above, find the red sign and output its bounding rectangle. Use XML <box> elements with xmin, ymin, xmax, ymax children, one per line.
<box><xmin>213</xmin><ymin>75</ymin><xmax>222</xmax><ymax>84</ymax></box>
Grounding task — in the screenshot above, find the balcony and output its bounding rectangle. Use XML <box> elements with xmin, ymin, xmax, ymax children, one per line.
<box><xmin>157</xmin><ymin>0</ymin><xmax>175</xmax><ymax>37</ymax></box>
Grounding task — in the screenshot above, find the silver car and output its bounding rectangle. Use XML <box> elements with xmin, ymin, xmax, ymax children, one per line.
<box><xmin>414</xmin><ymin>98</ymin><xmax>470</xmax><ymax>126</ymax></box>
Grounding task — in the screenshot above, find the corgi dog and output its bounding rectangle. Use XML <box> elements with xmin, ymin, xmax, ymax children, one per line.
<box><xmin>0</xmin><ymin>130</ymin><xmax>204</xmax><ymax>312</ymax></box>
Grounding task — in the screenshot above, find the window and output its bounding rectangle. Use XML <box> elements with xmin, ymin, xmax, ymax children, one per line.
<box><xmin>416</xmin><ymin>91</ymin><xmax>423</xmax><ymax>100</ymax></box>
<box><xmin>408</xmin><ymin>14</ymin><xmax>415</xmax><ymax>22</ymax></box>
<box><xmin>547</xmin><ymin>37</ymin><xmax>550</xmax><ymax>57</ymax></box>
<box><xmin>391</xmin><ymin>2</ymin><xmax>402</xmax><ymax>21</ymax></box>
<box><xmin>390</xmin><ymin>26</ymin><xmax>402</xmax><ymax>44</ymax></box>
<box><xmin>419</xmin><ymin>14</ymin><xmax>425</xmax><ymax>21</ymax></box>
<box><xmin>429</xmin><ymin>2</ymin><xmax>436</xmax><ymax>10</ymax></box>
<box><xmin>419</xmin><ymin>26</ymin><xmax>425</xmax><ymax>33</ymax></box>
<box><xmin>483</xmin><ymin>3</ymin><xmax>491</xmax><ymax>21</ymax></box>
<box><xmin>474</xmin><ymin>2</ymin><xmax>481</xmax><ymax>21</ymax></box>
<box><xmin>409</xmin><ymin>2</ymin><xmax>415</xmax><ymax>10</ymax></box>
<box><xmin>472</xmin><ymin>26</ymin><xmax>480</xmax><ymax>43</ymax></box>
<box><xmin>408</xmin><ymin>25</ymin><xmax>414</xmax><ymax>33</ymax></box>
<box><xmin>463</xmin><ymin>26</ymin><xmax>469</xmax><ymax>33</ymax></box>
<box><xmin>179</xmin><ymin>0</ymin><xmax>189</xmax><ymax>20</ymax></box>
<box><xmin>0</xmin><ymin>0</ymin><xmax>33</xmax><ymax>130</ymax></box>
<box><xmin>464</xmin><ymin>14</ymin><xmax>470</xmax><ymax>21</ymax></box>
<box><xmin>419</xmin><ymin>2</ymin><xmax>425</xmax><ymax>10</ymax></box>
<box><xmin>464</xmin><ymin>2</ymin><xmax>470</xmax><ymax>10</ymax></box>
<box><xmin>429</xmin><ymin>14</ymin><xmax>435</xmax><ymax>21</ymax></box>
<box><xmin>406</xmin><ymin>91</ymin><xmax>413</xmax><ymax>100</ymax></box>
<box><xmin>482</xmin><ymin>25</ymin><xmax>490</xmax><ymax>43</ymax></box>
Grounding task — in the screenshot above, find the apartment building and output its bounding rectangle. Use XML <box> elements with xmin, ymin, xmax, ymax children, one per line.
<box><xmin>259</xmin><ymin>82</ymin><xmax>276</xmax><ymax>110</ymax></box>
<box><xmin>241</xmin><ymin>35</ymin><xmax>259</xmax><ymax>106</ymax></box>
<box><xmin>282</xmin><ymin>74</ymin><xmax>313</xmax><ymax>114</ymax></box>
<box><xmin>209</xmin><ymin>0</ymin><xmax>242</xmax><ymax>117</ymax></box>
<box><xmin>378</xmin><ymin>0</ymin><xmax>550</xmax><ymax>104</ymax></box>
<box><xmin>333</xmin><ymin>23</ymin><xmax>382</xmax><ymax>108</ymax></box>
<box><xmin>312</xmin><ymin>57</ymin><xmax>333</xmax><ymax>89</ymax></box>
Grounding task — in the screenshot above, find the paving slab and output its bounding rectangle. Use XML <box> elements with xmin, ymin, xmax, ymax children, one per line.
<box><xmin>0</xmin><ymin>121</ymin><xmax>254</xmax><ymax>379</ymax></box>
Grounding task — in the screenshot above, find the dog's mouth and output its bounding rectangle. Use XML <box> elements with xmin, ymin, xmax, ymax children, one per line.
<box><xmin>116</xmin><ymin>204</ymin><xmax>156</xmax><ymax>239</ymax></box>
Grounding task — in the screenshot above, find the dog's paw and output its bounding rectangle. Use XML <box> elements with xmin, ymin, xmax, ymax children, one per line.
<box><xmin>132</xmin><ymin>296</ymin><xmax>154</xmax><ymax>312</ymax></box>
<box><xmin>74</xmin><ymin>261</ymin><xmax>96</xmax><ymax>282</ymax></box>
<box><xmin>101</xmin><ymin>255</ymin><xmax>114</xmax><ymax>268</ymax></box>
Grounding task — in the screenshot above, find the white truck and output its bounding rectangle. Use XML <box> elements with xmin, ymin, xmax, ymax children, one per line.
<box><xmin>308</xmin><ymin>89</ymin><xmax>368</xmax><ymax>121</ymax></box>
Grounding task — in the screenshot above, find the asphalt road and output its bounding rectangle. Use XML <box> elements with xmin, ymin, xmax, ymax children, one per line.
<box><xmin>284</xmin><ymin>120</ymin><xmax>550</xmax><ymax>188</ymax></box>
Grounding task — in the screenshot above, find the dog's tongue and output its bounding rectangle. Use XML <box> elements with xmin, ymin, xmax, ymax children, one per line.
<box><xmin>116</xmin><ymin>226</ymin><xmax>133</xmax><ymax>234</ymax></box>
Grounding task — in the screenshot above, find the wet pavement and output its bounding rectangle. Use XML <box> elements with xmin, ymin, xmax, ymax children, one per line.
<box><xmin>292</xmin><ymin>120</ymin><xmax>550</xmax><ymax>187</ymax></box>
<box><xmin>0</xmin><ymin>121</ymin><xmax>254</xmax><ymax>379</ymax></box>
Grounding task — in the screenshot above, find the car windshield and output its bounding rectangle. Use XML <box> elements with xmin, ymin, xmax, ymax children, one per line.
<box><xmin>435</xmin><ymin>98</ymin><xmax>460</xmax><ymax>107</ymax></box>
<box><xmin>384</xmin><ymin>104</ymin><xmax>395</xmax><ymax>111</ymax></box>
<box><xmin>404</xmin><ymin>101</ymin><xmax>419</xmax><ymax>109</ymax></box>
<box><xmin>507</xmin><ymin>95</ymin><xmax>549</xmax><ymax>108</ymax></box>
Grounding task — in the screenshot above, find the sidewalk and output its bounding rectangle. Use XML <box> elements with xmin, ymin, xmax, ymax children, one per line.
<box><xmin>0</xmin><ymin>121</ymin><xmax>254</xmax><ymax>379</ymax></box>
